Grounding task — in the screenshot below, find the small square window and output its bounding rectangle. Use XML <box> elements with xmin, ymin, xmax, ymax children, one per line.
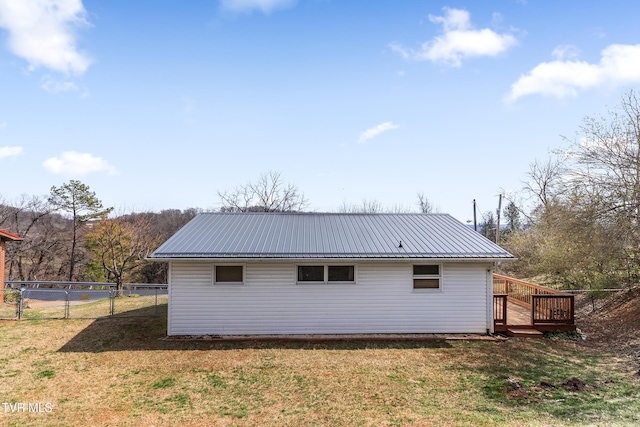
<box><xmin>413</xmin><ymin>264</ymin><xmax>441</xmax><ymax>290</ymax></box>
<box><xmin>298</xmin><ymin>266</ymin><xmax>324</xmax><ymax>282</ymax></box>
<box><xmin>328</xmin><ymin>266</ymin><xmax>355</xmax><ymax>282</ymax></box>
<box><xmin>216</xmin><ymin>266</ymin><xmax>243</xmax><ymax>283</ymax></box>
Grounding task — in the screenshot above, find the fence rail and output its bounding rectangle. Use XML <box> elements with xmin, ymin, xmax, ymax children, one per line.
<box><xmin>1</xmin><ymin>282</ymin><xmax>167</xmax><ymax>320</ymax></box>
<box><xmin>5</xmin><ymin>280</ymin><xmax>166</xmax><ymax>290</ymax></box>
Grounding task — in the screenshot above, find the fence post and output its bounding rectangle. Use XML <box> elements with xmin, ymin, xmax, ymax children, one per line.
<box><xmin>65</xmin><ymin>291</ymin><xmax>70</xmax><ymax>319</ymax></box>
<box><xmin>110</xmin><ymin>290</ymin><xmax>115</xmax><ymax>317</ymax></box>
<box><xmin>155</xmin><ymin>287</ymin><xmax>158</xmax><ymax>315</ymax></box>
<box><xmin>531</xmin><ymin>294</ymin><xmax>536</xmax><ymax>325</ymax></box>
<box><xmin>17</xmin><ymin>288</ymin><xmax>24</xmax><ymax>320</ymax></box>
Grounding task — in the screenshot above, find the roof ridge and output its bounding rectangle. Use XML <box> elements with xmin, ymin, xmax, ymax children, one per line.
<box><xmin>201</xmin><ymin>212</ymin><xmax>450</xmax><ymax>216</ymax></box>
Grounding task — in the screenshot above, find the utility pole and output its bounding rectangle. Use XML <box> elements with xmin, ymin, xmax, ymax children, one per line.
<box><xmin>496</xmin><ymin>194</ymin><xmax>502</xmax><ymax>244</ymax></box>
<box><xmin>473</xmin><ymin>199</ymin><xmax>477</xmax><ymax>232</ymax></box>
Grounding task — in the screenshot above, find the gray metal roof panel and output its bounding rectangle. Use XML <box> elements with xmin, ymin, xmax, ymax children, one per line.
<box><xmin>149</xmin><ymin>212</ymin><xmax>514</xmax><ymax>259</ymax></box>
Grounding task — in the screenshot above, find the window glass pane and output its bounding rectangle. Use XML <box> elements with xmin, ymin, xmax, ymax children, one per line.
<box><xmin>413</xmin><ymin>278</ymin><xmax>440</xmax><ymax>289</ymax></box>
<box><xmin>298</xmin><ymin>266</ymin><xmax>324</xmax><ymax>281</ymax></box>
<box><xmin>216</xmin><ymin>266</ymin><xmax>243</xmax><ymax>282</ymax></box>
<box><xmin>413</xmin><ymin>265</ymin><xmax>439</xmax><ymax>275</ymax></box>
<box><xmin>328</xmin><ymin>266</ymin><xmax>354</xmax><ymax>282</ymax></box>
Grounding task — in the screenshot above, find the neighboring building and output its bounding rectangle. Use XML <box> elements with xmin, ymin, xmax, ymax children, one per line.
<box><xmin>149</xmin><ymin>213</ymin><xmax>514</xmax><ymax>336</ymax></box>
<box><xmin>0</xmin><ymin>230</ymin><xmax>23</xmax><ymax>292</ymax></box>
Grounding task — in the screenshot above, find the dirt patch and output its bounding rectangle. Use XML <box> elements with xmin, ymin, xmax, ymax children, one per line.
<box><xmin>574</xmin><ymin>289</ymin><xmax>640</xmax><ymax>363</ymax></box>
<box><xmin>537</xmin><ymin>381</ymin><xmax>556</xmax><ymax>389</ymax></box>
<box><xmin>561</xmin><ymin>377</ymin><xmax>591</xmax><ymax>391</ymax></box>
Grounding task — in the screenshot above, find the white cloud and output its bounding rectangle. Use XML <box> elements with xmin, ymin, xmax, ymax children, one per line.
<box><xmin>41</xmin><ymin>76</ymin><xmax>79</xmax><ymax>93</ymax></box>
<box><xmin>43</xmin><ymin>151</ymin><xmax>117</xmax><ymax>176</ymax></box>
<box><xmin>0</xmin><ymin>146</ymin><xmax>22</xmax><ymax>159</ymax></box>
<box><xmin>220</xmin><ymin>0</ymin><xmax>296</xmax><ymax>14</ymax></box>
<box><xmin>552</xmin><ymin>45</ymin><xmax>580</xmax><ymax>61</ymax></box>
<box><xmin>0</xmin><ymin>121</ymin><xmax>6</xmax><ymax>129</ymax></box>
<box><xmin>390</xmin><ymin>8</ymin><xmax>517</xmax><ymax>67</ymax></box>
<box><xmin>0</xmin><ymin>0</ymin><xmax>91</xmax><ymax>75</ymax></box>
<box><xmin>507</xmin><ymin>44</ymin><xmax>640</xmax><ymax>101</ymax></box>
<box><xmin>358</xmin><ymin>122</ymin><xmax>402</xmax><ymax>144</ymax></box>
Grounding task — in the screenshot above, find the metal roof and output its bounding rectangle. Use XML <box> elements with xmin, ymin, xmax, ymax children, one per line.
<box><xmin>149</xmin><ymin>212</ymin><xmax>514</xmax><ymax>260</ymax></box>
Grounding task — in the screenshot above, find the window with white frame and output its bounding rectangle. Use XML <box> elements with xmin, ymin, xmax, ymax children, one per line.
<box><xmin>413</xmin><ymin>264</ymin><xmax>441</xmax><ymax>289</ymax></box>
<box><xmin>297</xmin><ymin>265</ymin><xmax>355</xmax><ymax>283</ymax></box>
<box><xmin>328</xmin><ymin>265</ymin><xmax>355</xmax><ymax>282</ymax></box>
<box><xmin>214</xmin><ymin>265</ymin><xmax>244</xmax><ymax>284</ymax></box>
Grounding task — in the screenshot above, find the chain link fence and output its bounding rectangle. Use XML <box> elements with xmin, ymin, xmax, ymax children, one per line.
<box><xmin>1</xmin><ymin>282</ymin><xmax>167</xmax><ymax>320</ymax></box>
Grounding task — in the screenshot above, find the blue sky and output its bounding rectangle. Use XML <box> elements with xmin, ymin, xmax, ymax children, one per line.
<box><xmin>1</xmin><ymin>0</ymin><xmax>640</xmax><ymax>222</ymax></box>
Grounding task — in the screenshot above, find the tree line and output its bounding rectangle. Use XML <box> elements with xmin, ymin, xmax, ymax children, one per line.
<box><xmin>4</xmin><ymin>90</ymin><xmax>638</xmax><ymax>292</ymax></box>
<box><xmin>0</xmin><ymin>185</ymin><xmax>199</xmax><ymax>295</ymax></box>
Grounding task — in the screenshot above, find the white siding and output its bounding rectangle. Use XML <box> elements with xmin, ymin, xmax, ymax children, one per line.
<box><xmin>167</xmin><ymin>261</ymin><xmax>493</xmax><ymax>335</ymax></box>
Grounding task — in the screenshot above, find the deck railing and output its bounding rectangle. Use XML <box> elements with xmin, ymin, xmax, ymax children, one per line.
<box><xmin>493</xmin><ymin>274</ymin><xmax>564</xmax><ymax>306</ymax></box>
<box><xmin>532</xmin><ymin>294</ymin><xmax>575</xmax><ymax>325</ymax></box>
<box><xmin>493</xmin><ymin>274</ymin><xmax>575</xmax><ymax>327</ymax></box>
<box><xmin>493</xmin><ymin>294</ymin><xmax>508</xmax><ymax>326</ymax></box>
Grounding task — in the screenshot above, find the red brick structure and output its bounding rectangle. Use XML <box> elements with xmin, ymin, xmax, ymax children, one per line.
<box><xmin>0</xmin><ymin>230</ymin><xmax>22</xmax><ymax>292</ymax></box>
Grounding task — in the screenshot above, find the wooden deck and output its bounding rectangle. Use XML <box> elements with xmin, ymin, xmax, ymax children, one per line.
<box><xmin>493</xmin><ymin>274</ymin><xmax>576</xmax><ymax>334</ymax></box>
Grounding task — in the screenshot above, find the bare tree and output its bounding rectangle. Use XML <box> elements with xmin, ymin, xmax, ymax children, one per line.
<box><xmin>218</xmin><ymin>171</ymin><xmax>308</xmax><ymax>212</ymax></box>
<box><xmin>524</xmin><ymin>157</ymin><xmax>567</xmax><ymax>211</ymax></box>
<box><xmin>339</xmin><ymin>196</ymin><xmax>432</xmax><ymax>214</ymax></box>
<box><xmin>0</xmin><ymin>195</ymin><xmax>65</xmax><ymax>281</ymax></box>
<box><xmin>565</xmin><ymin>89</ymin><xmax>640</xmax><ymax>219</ymax></box>
<box><xmin>416</xmin><ymin>193</ymin><xmax>439</xmax><ymax>213</ymax></box>
<box><xmin>479</xmin><ymin>211</ymin><xmax>497</xmax><ymax>242</ymax></box>
<box><xmin>338</xmin><ymin>199</ymin><xmax>385</xmax><ymax>213</ymax></box>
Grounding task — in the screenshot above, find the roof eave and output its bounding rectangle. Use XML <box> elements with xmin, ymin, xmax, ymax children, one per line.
<box><xmin>148</xmin><ymin>254</ymin><xmax>515</xmax><ymax>262</ymax></box>
<box><xmin>0</xmin><ymin>230</ymin><xmax>23</xmax><ymax>241</ymax></box>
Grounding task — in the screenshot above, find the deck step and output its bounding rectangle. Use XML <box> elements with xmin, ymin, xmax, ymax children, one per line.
<box><xmin>507</xmin><ymin>328</ymin><xmax>544</xmax><ymax>338</ymax></box>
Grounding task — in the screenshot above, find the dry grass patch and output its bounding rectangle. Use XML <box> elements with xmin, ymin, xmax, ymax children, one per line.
<box><xmin>0</xmin><ymin>310</ymin><xmax>638</xmax><ymax>426</ymax></box>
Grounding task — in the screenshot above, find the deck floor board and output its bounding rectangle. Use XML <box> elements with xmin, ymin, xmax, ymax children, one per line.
<box><xmin>507</xmin><ymin>301</ymin><xmax>531</xmax><ymax>325</ymax></box>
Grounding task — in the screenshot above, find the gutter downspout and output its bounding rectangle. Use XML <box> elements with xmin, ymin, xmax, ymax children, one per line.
<box><xmin>486</xmin><ymin>265</ymin><xmax>494</xmax><ymax>334</ymax></box>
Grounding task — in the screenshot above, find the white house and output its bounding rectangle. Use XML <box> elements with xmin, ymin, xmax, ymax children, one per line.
<box><xmin>149</xmin><ymin>212</ymin><xmax>514</xmax><ymax>336</ymax></box>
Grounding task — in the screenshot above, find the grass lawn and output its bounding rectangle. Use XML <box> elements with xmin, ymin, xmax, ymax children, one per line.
<box><xmin>0</xmin><ymin>300</ymin><xmax>639</xmax><ymax>426</ymax></box>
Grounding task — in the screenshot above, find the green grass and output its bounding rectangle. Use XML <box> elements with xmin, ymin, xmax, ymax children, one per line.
<box><xmin>151</xmin><ymin>378</ymin><xmax>176</xmax><ymax>389</ymax></box>
<box><xmin>36</xmin><ymin>369</ymin><xmax>55</xmax><ymax>379</ymax></box>
<box><xmin>0</xmin><ymin>312</ymin><xmax>638</xmax><ymax>426</ymax></box>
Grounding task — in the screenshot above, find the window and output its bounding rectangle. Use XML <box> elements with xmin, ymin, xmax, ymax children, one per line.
<box><xmin>328</xmin><ymin>266</ymin><xmax>354</xmax><ymax>282</ymax></box>
<box><xmin>215</xmin><ymin>265</ymin><xmax>243</xmax><ymax>284</ymax></box>
<box><xmin>413</xmin><ymin>264</ymin><xmax>440</xmax><ymax>289</ymax></box>
<box><xmin>298</xmin><ymin>266</ymin><xmax>324</xmax><ymax>282</ymax></box>
<box><xmin>297</xmin><ymin>265</ymin><xmax>356</xmax><ymax>283</ymax></box>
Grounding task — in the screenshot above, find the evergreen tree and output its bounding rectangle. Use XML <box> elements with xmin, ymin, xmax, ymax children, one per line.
<box><xmin>49</xmin><ymin>180</ymin><xmax>113</xmax><ymax>281</ymax></box>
